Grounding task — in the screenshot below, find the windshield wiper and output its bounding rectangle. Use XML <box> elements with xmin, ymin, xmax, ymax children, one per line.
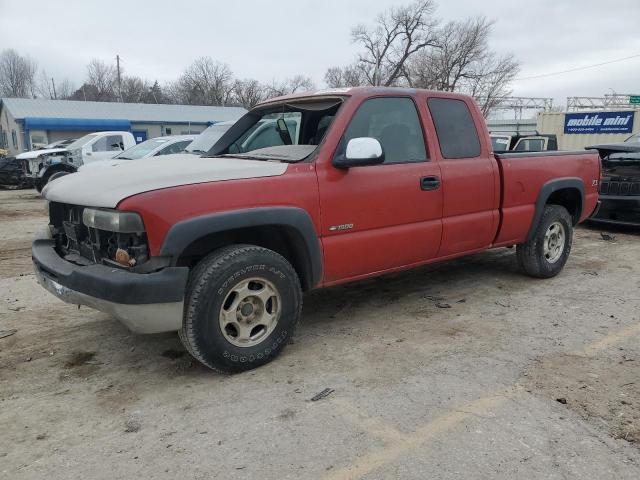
<box><xmin>188</xmin><ymin>149</ymin><xmax>207</xmax><ymax>155</ymax></box>
<box><xmin>205</xmin><ymin>153</ymin><xmax>280</xmax><ymax>162</ymax></box>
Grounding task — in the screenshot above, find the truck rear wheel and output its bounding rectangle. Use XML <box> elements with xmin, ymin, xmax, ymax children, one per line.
<box><xmin>179</xmin><ymin>245</ymin><xmax>302</xmax><ymax>373</ymax></box>
<box><xmin>516</xmin><ymin>205</ymin><xmax>573</xmax><ymax>278</ymax></box>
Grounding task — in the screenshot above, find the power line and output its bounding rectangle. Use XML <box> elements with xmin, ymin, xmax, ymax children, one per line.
<box><xmin>515</xmin><ymin>53</ymin><xmax>640</xmax><ymax>81</ymax></box>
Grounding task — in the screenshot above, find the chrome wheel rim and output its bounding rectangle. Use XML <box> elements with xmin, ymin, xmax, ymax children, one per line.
<box><xmin>543</xmin><ymin>221</ymin><xmax>565</xmax><ymax>264</ymax></box>
<box><xmin>218</xmin><ymin>277</ymin><xmax>281</xmax><ymax>348</ymax></box>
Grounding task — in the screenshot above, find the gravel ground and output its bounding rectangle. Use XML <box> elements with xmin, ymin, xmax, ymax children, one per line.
<box><xmin>1</xmin><ymin>188</ymin><xmax>639</xmax><ymax>479</ymax></box>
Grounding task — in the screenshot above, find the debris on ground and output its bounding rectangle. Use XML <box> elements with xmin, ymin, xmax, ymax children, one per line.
<box><xmin>495</xmin><ymin>300</ymin><xmax>511</xmax><ymax>308</ymax></box>
<box><xmin>556</xmin><ymin>397</ymin><xmax>568</xmax><ymax>404</ymax></box>
<box><xmin>0</xmin><ymin>329</ymin><xmax>17</xmax><ymax>339</ymax></box>
<box><xmin>435</xmin><ymin>302</ymin><xmax>451</xmax><ymax>309</ymax></box>
<box><xmin>124</xmin><ymin>419</ymin><xmax>141</xmax><ymax>433</ymax></box>
<box><xmin>423</xmin><ymin>295</ymin><xmax>444</xmax><ymax>302</ymax></box>
<box><xmin>600</xmin><ymin>232</ymin><xmax>616</xmax><ymax>241</ymax></box>
<box><xmin>310</xmin><ymin>388</ymin><xmax>335</xmax><ymax>402</ymax></box>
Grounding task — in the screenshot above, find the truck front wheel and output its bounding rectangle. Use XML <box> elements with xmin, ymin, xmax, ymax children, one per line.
<box><xmin>179</xmin><ymin>245</ymin><xmax>303</xmax><ymax>373</ymax></box>
<box><xmin>516</xmin><ymin>205</ymin><xmax>573</xmax><ymax>278</ymax></box>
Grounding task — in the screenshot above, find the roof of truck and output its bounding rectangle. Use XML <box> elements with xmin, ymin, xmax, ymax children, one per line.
<box><xmin>255</xmin><ymin>86</ymin><xmax>471</xmax><ymax>108</ymax></box>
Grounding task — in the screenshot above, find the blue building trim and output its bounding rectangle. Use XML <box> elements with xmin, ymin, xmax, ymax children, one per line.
<box><xmin>23</xmin><ymin>117</ymin><xmax>132</xmax><ymax>131</ymax></box>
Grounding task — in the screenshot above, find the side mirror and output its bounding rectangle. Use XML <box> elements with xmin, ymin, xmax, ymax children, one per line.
<box><xmin>333</xmin><ymin>137</ymin><xmax>384</xmax><ymax>169</ymax></box>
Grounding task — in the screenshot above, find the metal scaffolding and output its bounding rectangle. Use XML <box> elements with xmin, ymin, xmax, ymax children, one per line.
<box><xmin>477</xmin><ymin>97</ymin><xmax>554</xmax><ymax>119</ymax></box>
<box><xmin>566</xmin><ymin>94</ymin><xmax>640</xmax><ymax>111</ymax></box>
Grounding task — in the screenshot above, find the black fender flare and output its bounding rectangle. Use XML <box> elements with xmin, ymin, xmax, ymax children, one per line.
<box><xmin>160</xmin><ymin>207</ymin><xmax>323</xmax><ymax>289</ymax></box>
<box><xmin>527</xmin><ymin>177</ymin><xmax>585</xmax><ymax>241</ymax></box>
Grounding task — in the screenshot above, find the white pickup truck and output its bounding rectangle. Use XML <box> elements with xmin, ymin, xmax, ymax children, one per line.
<box><xmin>20</xmin><ymin>131</ymin><xmax>136</xmax><ymax>191</ymax></box>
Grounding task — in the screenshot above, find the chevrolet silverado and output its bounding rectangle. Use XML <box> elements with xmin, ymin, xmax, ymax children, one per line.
<box><xmin>33</xmin><ymin>87</ymin><xmax>601</xmax><ymax>373</ymax></box>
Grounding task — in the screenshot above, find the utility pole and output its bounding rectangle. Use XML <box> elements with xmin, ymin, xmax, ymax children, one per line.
<box><xmin>116</xmin><ymin>54</ymin><xmax>122</xmax><ymax>102</ymax></box>
<box><xmin>51</xmin><ymin>78</ymin><xmax>57</xmax><ymax>100</ymax></box>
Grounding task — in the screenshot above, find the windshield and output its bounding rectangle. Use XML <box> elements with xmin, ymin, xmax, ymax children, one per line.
<box><xmin>66</xmin><ymin>133</ymin><xmax>100</xmax><ymax>150</ymax></box>
<box><xmin>115</xmin><ymin>138</ymin><xmax>169</xmax><ymax>160</ymax></box>
<box><xmin>491</xmin><ymin>136</ymin><xmax>511</xmax><ymax>151</ymax></box>
<box><xmin>186</xmin><ymin>124</ymin><xmax>232</xmax><ymax>154</ymax></box>
<box><xmin>625</xmin><ymin>133</ymin><xmax>640</xmax><ymax>143</ymax></box>
<box><xmin>214</xmin><ymin>99</ymin><xmax>342</xmax><ymax>162</ymax></box>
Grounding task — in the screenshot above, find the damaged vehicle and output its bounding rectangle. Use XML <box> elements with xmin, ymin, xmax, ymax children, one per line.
<box><xmin>21</xmin><ymin>131</ymin><xmax>136</xmax><ymax>191</ymax></box>
<box><xmin>0</xmin><ymin>154</ymin><xmax>32</xmax><ymax>187</ymax></box>
<box><xmin>33</xmin><ymin>87</ymin><xmax>600</xmax><ymax>373</ymax></box>
<box><xmin>1</xmin><ymin>140</ymin><xmax>74</xmax><ymax>188</ymax></box>
<box><xmin>588</xmin><ymin>139</ymin><xmax>640</xmax><ymax>226</ymax></box>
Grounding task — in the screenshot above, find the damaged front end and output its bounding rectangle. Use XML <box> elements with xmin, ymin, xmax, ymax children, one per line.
<box><xmin>22</xmin><ymin>151</ymin><xmax>79</xmax><ymax>191</ymax></box>
<box><xmin>47</xmin><ymin>202</ymin><xmax>161</xmax><ymax>271</ymax></box>
<box><xmin>0</xmin><ymin>156</ymin><xmax>33</xmax><ymax>187</ymax></box>
<box><xmin>32</xmin><ymin>202</ymin><xmax>188</xmax><ymax>333</ymax></box>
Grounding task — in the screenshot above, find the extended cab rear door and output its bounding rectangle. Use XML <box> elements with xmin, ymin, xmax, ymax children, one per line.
<box><xmin>317</xmin><ymin>95</ymin><xmax>443</xmax><ymax>284</ymax></box>
<box><xmin>425</xmin><ymin>97</ymin><xmax>500</xmax><ymax>256</ymax></box>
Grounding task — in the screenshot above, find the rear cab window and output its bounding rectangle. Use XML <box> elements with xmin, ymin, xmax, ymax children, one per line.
<box><xmin>427</xmin><ymin>98</ymin><xmax>481</xmax><ymax>159</ymax></box>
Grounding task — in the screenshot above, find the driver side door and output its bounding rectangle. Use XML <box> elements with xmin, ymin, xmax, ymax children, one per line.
<box><xmin>317</xmin><ymin>96</ymin><xmax>443</xmax><ymax>285</ymax></box>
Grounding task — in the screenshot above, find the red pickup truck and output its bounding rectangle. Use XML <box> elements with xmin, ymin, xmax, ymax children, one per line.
<box><xmin>34</xmin><ymin>87</ymin><xmax>600</xmax><ymax>373</ymax></box>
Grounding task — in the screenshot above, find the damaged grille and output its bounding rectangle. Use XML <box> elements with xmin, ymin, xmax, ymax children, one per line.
<box><xmin>49</xmin><ymin>202</ymin><xmax>149</xmax><ymax>268</ymax></box>
<box><xmin>599</xmin><ymin>180</ymin><xmax>640</xmax><ymax>196</ymax></box>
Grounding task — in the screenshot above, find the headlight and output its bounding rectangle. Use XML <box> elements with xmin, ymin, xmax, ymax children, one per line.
<box><xmin>82</xmin><ymin>208</ymin><xmax>145</xmax><ymax>233</ymax></box>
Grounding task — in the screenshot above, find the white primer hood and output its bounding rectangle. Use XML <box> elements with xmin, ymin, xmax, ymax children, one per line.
<box><xmin>43</xmin><ymin>154</ymin><xmax>288</xmax><ymax>208</ymax></box>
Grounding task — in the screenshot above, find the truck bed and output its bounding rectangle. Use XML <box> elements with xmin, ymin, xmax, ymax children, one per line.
<box><xmin>493</xmin><ymin>150</ymin><xmax>600</xmax><ymax>246</ymax></box>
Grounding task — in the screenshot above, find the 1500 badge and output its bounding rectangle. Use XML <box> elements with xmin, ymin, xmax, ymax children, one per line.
<box><xmin>329</xmin><ymin>223</ymin><xmax>354</xmax><ymax>232</ymax></box>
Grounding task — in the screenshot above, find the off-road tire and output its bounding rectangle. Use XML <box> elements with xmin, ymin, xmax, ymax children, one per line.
<box><xmin>179</xmin><ymin>245</ymin><xmax>302</xmax><ymax>373</ymax></box>
<box><xmin>516</xmin><ymin>205</ymin><xmax>573</xmax><ymax>278</ymax></box>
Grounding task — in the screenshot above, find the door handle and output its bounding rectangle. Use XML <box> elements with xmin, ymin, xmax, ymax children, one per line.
<box><xmin>420</xmin><ymin>175</ymin><xmax>440</xmax><ymax>191</ymax></box>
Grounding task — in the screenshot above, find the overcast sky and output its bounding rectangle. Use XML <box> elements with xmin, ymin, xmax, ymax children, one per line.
<box><xmin>1</xmin><ymin>0</ymin><xmax>639</xmax><ymax>109</ymax></box>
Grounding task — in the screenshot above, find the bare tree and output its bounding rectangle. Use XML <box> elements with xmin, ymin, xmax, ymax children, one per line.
<box><xmin>34</xmin><ymin>69</ymin><xmax>54</xmax><ymax>98</ymax></box>
<box><xmin>120</xmin><ymin>76</ymin><xmax>149</xmax><ymax>103</ymax></box>
<box><xmin>351</xmin><ymin>0</ymin><xmax>438</xmax><ymax>86</ymax></box>
<box><xmin>56</xmin><ymin>78</ymin><xmax>76</xmax><ymax>99</ymax></box>
<box><xmin>265</xmin><ymin>75</ymin><xmax>315</xmax><ymax>97</ymax></box>
<box><xmin>232</xmin><ymin>79</ymin><xmax>267</xmax><ymax>108</ymax></box>
<box><xmin>86</xmin><ymin>58</ymin><xmax>117</xmax><ymax>101</ymax></box>
<box><xmin>324</xmin><ymin>65</ymin><xmax>365</xmax><ymax>88</ymax></box>
<box><xmin>0</xmin><ymin>49</ymin><xmax>38</xmax><ymax>98</ymax></box>
<box><xmin>168</xmin><ymin>57</ymin><xmax>235</xmax><ymax>105</ymax></box>
<box><xmin>464</xmin><ymin>53</ymin><xmax>520</xmax><ymax>116</ymax></box>
<box><xmin>406</xmin><ymin>17</ymin><xmax>520</xmax><ymax>115</ymax></box>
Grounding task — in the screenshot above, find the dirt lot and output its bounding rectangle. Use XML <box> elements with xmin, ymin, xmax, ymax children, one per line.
<box><xmin>1</xmin><ymin>188</ymin><xmax>640</xmax><ymax>479</ymax></box>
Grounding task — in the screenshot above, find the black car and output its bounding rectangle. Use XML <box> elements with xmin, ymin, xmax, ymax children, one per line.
<box><xmin>589</xmin><ymin>133</ymin><xmax>640</xmax><ymax>226</ymax></box>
